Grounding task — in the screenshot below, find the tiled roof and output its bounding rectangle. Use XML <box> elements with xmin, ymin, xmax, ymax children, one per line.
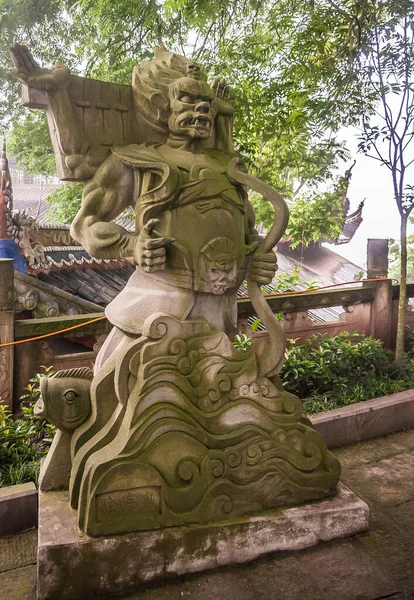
<box><xmin>335</xmin><ymin>201</ymin><xmax>365</xmax><ymax>245</ymax></box>
<box><xmin>38</xmin><ymin>264</ymin><xmax>135</xmax><ymax>306</ymax></box>
<box><xmin>34</xmin><ymin>244</ymin><xmax>363</xmax><ymax>328</ymax></box>
<box><xmin>13</xmin><ymin>185</ymin><xmax>134</xmax><ymax>231</ymax></box>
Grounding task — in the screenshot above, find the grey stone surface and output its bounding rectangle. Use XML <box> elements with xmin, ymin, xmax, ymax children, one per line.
<box><xmin>0</xmin><ymin>483</ymin><xmax>37</xmax><ymax>537</ymax></box>
<box><xmin>0</xmin><ymin>529</ymin><xmax>37</xmax><ymax>572</ymax></box>
<box><xmin>0</xmin><ymin>530</ymin><xmax>37</xmax><ymax>600</ymax></box>
<box><xmin>2</xmin><ymin>564</ymin><xmax>37</xmax><ymax>600</ymax></box>
<box><xmin>36</xmin><ymin>483</ymin><xmax>367</xmax><ymax>600</ymax></box>
<box><xmin>311</xmin><ymin>388</ymin><xmax>414</xmax><ymax>448</ymax></box>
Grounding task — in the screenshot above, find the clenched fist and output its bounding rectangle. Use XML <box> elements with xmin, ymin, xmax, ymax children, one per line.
<box><xmin>247</xmin><ymin>250</ymin><xmax>278</xmax><ymax>286</ymax></box>
<box><xmin>134</xmin><ymin>219</ymin><xmax>175</xmax><ymax>273</ymax></box>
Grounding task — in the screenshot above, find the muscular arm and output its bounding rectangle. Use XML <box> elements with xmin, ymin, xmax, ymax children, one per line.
<box><xmin>70</xmin><ymin>155</ymin><xmax>136</xmax><ymax>260</ymax></box>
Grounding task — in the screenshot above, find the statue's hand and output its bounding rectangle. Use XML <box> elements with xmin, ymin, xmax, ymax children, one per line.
<box><xmin>247</xmin><ymin>251</ymin><xmax>278</xmax><ymax>286</ymax></box>
<box><xmin>10</xmin><ymin>43</ymin><xmax>70</xmax><ymax>91</ymax></box>
<box><xmin>134</xmin><ymin>219</ymin><xmax>175</xmax><ymax>273</ymax></box>
<box><xmin>211</xmin><ymin>78</ymin><xmax>234</xmax><ymax>116</ymax></box>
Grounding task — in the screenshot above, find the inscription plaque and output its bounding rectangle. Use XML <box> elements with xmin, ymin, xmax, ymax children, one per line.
<box><xmin>96</xmin><ymin>486</ymin><xmax>161</xmax><ymax>524</ymax></box>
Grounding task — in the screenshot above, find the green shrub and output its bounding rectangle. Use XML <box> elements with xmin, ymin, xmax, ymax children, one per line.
<box><xmin>0</xmin><ymin>367</ymin><xmax>56</xmax><ymax>488</ymax></box>
<box><xmin>232</xmin><ymin>333</ymin><xmax>252</xmax><ymax>351</ymax></box>
<box><xmin>281</xmin><ymin>332</ymin><xmax>393</xmax><ymax>398</ymax></box>
<box><xmin>281</xmin><ymin>332</ymin><xmax>414</xmax><ymax>414</ymax></box>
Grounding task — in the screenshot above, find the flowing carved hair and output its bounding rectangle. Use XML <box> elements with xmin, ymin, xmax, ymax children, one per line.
<box><xmin>132</xmin><ymin>46</ymin><xmax>206</xmax><ymax>137</ymax></box>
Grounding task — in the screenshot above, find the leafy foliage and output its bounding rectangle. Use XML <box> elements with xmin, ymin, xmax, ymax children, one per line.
<box><xmin>234</xmin><ymin>329</ymin><xmax>414</xmax><ymax>414</ymax></box>
<box><xmin>283</xmin><ymin>332</ymin><xmax>393</xmax><ymax>398</ymax></box>
<box><xmin>2</xmin><ymin>1</ymin><xmax>412</xmax><ymax>246</ymax></box>
<box><xmin>46</xmin><ymin>182</ymin><xmax>83</xmax><ymax>224</ymax></box>
<box><xmin>1</xmin><ymin>0</ymin><xmax>364</xmax><ymax>230</ymax></box>
<box><xmin>389</xmin><ymin>217</ymin><xmax>414</xmax><ymax>282</ymax></box>
<box><xmin>232</xmin><ymin>333</ymin><xmax>252</xmax><ymax>352</ymax></box>
<box><xmin>7</xmin><ymin>111</ymin><xmax>56</xmax><ymax>175</ymax></box>
<box><xmin>285</xmin><ymin>181</ymin><xmax>346</xmax><ymax>249</ymax></box>
<box><xmin>0</xmin><ymin>366</ymin><xmax>55</xmax><ymax>488</ymax></box>
<box><xmin>269</xmin><ymin>268</ymin><xmax>319</xmax><ymax>294</ymax></box>
<box><xmin>302</xmin><ymin>374</ymin><xmax>414</xmax><ymax>415</ymax></box>
<box><xmin>281</xmin><ymin>332</ymin><xmax>414</xmax><ymax>413</ymax></box>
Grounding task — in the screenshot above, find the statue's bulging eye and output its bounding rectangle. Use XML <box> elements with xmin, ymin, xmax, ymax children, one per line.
<box><xmin>64</xmin><ymin>390</ymin><xmax>78</xmax><ymax>403</ymax></box>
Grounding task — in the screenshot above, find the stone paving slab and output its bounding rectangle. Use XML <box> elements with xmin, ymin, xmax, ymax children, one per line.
<box><xmin>295</xmin><ymin>540</ymin><xmax>399</xmax><ymax>600</ymax></box>
<box><xmin>333</xmin><ymin>429</ymin><xmax>414</xmax><ymax>468</ymax></box>
<box><xmin>0</xmin><ymin>530</ymin><xmax>37</xmax><ymax>573</ymax></box>
<box><xmin>1</xmin><ymin>564</ymin><xmax>37</xmax><ymax>600</ymax></box>
<box><xmin>342</xmin><ymin>454</ymin><xmax>414</xmax><ymax>508</ymax></box>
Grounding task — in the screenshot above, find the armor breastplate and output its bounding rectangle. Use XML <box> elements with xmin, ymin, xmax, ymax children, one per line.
<box><xmin>139</xmin><ymin>163</ymin><xmax>248</xmax><ymax>294</ymax></box>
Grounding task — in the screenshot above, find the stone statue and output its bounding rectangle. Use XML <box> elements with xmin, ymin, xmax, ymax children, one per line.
<box><xmin>10</xmin><ymin>44</ymin><xmax>340</xmax><ymax>536</ymax></box>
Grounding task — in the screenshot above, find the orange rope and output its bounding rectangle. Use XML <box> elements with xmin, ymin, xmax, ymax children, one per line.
<box><xmin>0</xmin><ymin>315</ymin><xmax>107</xmax><ymax>348</ymax></box>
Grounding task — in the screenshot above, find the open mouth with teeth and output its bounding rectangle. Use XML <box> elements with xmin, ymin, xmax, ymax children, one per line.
<box><xmin>181</xmin><ymin>115</ymin><xmax>213</xmax><ymax>131</ymax></box>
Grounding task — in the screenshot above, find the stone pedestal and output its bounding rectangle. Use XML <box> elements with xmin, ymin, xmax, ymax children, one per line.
<box><xmin>37</xmin><ymin>483</ymin><xmax>369</xmax><ymax>600</ymax></box>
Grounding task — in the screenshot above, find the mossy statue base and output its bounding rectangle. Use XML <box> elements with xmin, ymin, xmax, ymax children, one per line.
<box><xmin>37</xmin><ymin>484</ymin><xmax>368</xmax><ymax>600</ymax></box>
<box><xmin>68</xmin><ymin>313</ymin><xmax>340</xmax><ymax>536</ymax></box>
<box><xmin>11</xmin><ymin>44</ymin><xmax>341</xmax><ymax>537</ymax></box>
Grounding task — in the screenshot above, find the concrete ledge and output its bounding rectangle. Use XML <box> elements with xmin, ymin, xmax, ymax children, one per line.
<box><xmin>37</xmin><ymin>483</ymin><xmax>368</xmax><ymax>600</ymax></box>
<box><xmin>311</xmin><ymin>389</ymin><xmax>414</xmax><ymax>449</ymax></box>
<box><xmin>0</xmin><ymin>482</ymin><xmax>37</xmax><ymax>538</ymax></box>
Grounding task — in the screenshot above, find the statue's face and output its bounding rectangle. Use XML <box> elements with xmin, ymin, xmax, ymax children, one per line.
<box><xmin>199</xmin><ymin>238</ymin><xmax>239</xmax><ymax>295</ymax></box>
<box><xmin>208</xmin><ymin>260</ymin><xmax>238</xmax><ymax>294</ymax></box>
<box><xmin>168</xmin><ymin>77</ymin><xmax>216</xmax><ymax>140</ymax></box>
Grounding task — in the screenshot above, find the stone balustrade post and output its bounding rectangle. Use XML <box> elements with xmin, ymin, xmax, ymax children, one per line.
<box><xmin>366</xmin><ymin>238</ymin><xmax>389</xmax><ymax>279</ymax></box>
<box><xmin>0</xmin><ymin>258</ymin><xmax>14</xmax><ymax>411</ymax></box>
<box><xmin>365</xmin><ymin>239</ymin><xmax>392</xmax><ymax>348</ymax></box>
<box><xmin>370</xmin><ymin>279</ymin><xmax>393</xmax><ymax>348</ymax></box>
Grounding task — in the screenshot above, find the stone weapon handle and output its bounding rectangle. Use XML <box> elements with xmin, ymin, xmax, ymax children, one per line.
<box><xmin>227</xmin><ymin>157</ymin><xmax>289</xmax><ymax>376</ymax></box>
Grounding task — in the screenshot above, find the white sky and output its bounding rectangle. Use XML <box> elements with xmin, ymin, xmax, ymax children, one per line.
<box><xmin>324</xmin><ymin>125</ymin><xmax>414</xmax><ymax>269</ymax></box>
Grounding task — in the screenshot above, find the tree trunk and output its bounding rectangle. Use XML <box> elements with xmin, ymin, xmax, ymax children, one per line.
<box><xmin>395</xmin><ymin>213</ymin><xmax>408</xmax><ymax>361</ymax></box>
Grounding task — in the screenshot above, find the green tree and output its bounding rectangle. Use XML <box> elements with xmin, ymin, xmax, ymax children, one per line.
<box><xmin>354</xmin><ymin>0</ymin><xmax>414</xmax><ymax>360</ymax></box>
<box><xmin>7</xmin><ymin>111</ymin><xmax>55</xmax><ymax>175</ymax></box>
<box><xmin>3</xmin><ymin>0</ymin><xmax>408</xmax><ymax>258</ymax></box>
<box><xmin>284</xmin><ymin>182</ymin><xmax>346</xmax><ymax>249</ymax></box>
<box><xmin>389</xmin><ymin>217</ymin><xmax>414</xmax><ymax>282</ymax></box>
<box><xmin>46</xmin><ymin>183</ymin><xmax>83</xmax><ymax>224</ymax></box>
<box><xmin>0</xmin><ymin>1</ymin><xmax>357</xmax><ymax>212</ymax></box>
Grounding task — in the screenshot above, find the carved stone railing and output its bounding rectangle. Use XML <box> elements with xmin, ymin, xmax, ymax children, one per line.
<box><xmin>237</xmin><ymin>283</ymin><xmax>376</xmax><ymax>319</ymax></box>
<box><xmin>238</xmin><ymin>280</ymin><xmax>414</xmax><ymax>350</ymax></box>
